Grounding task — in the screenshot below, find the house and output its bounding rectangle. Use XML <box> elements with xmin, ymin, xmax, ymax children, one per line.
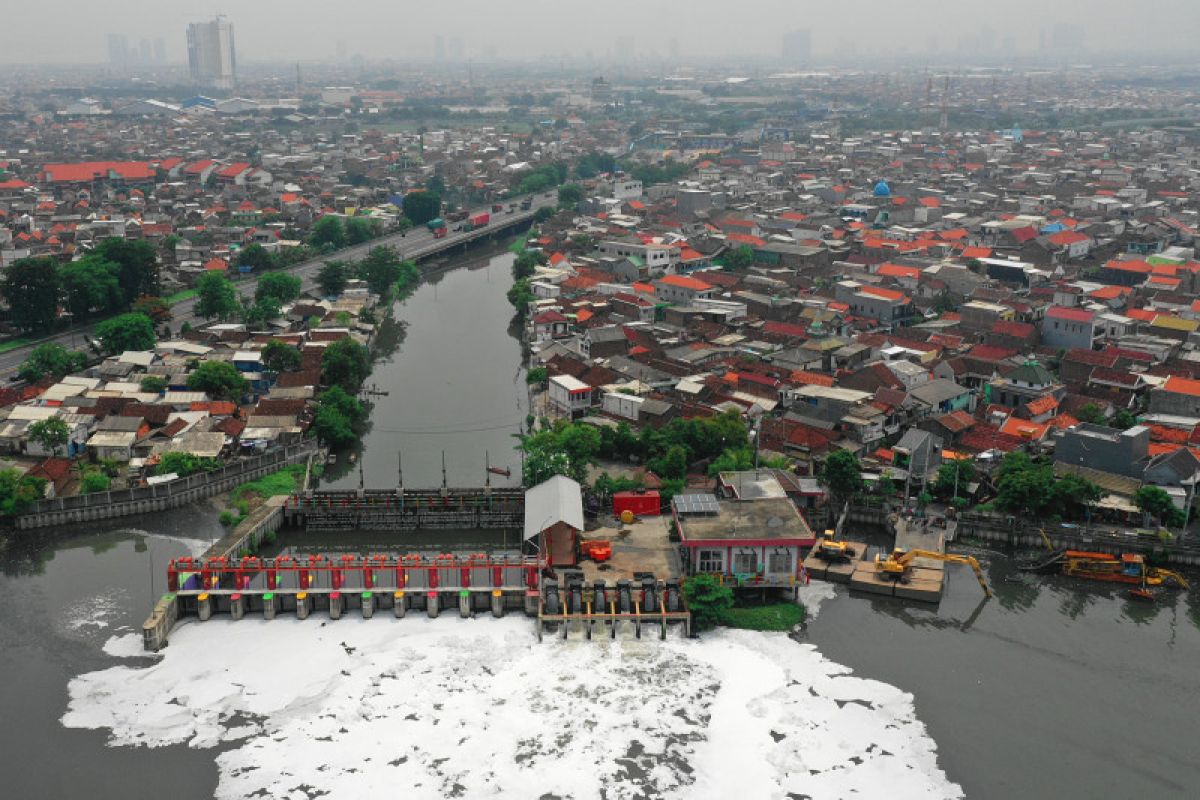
<box><xmin>86</xmin><ymin>430</ymin><xmax>137</xmax><ymax>461</ymax></box>
<box><xmin>1148</xmin><ymin>375</ymin><xmax>1200</xmax><ymax>417</ymax></box>
<box><xmin>654</xmin><ymin>274</ymin><xmax>715</xmax><ymax>305</ymax></box>
<box><xmin>524</xmin><ymin>475</ymin><xmax>584</xmax><ymax>567</ymax></box>
<box><xmin>1054</xmin><ymin>424</ymin><xmax>1149</xmax><ymax>480</ymax></box>
<box><xmin>532</xmin><ymin>310</ymin><xmax>571</xmax><ymax>342</ymax></box>
<box><xmin>674</xmin><ymin>478</ymin><xmax>815</xmax><ymax>592</ymax></box>
<box><xmin>1042</xmin><ymin>305</ymin><xmax>1099</xmax><ymax>351</ymax></box>
<box><xmin>908</xmin><ymin>379</ymin><xmax>974</xmax><ymax>416</ymax></box>
<box><xmin>548</xmin><ymin>375</ymin><xmax>593</xmax><ymax>418</ymax></box>
<box><xmin>582</xmin><ymin>326</ymin><xmax>629</xmax><ymax>359</ymax></box>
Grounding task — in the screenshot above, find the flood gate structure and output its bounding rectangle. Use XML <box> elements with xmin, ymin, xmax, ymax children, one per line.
<box><xmin>283</xmin><ymin>488</ymin><xmax>525</xmax><ymax>531</ymax></box>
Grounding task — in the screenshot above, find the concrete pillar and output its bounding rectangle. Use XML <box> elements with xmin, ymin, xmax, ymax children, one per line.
<box><xmin>490</xmin><ymin>590</ymin><xmax>504</xmax><ymax>618</ymax></box>
<box><xmin>361</xmin><ymin>592</ymin><xmax>374</xmax><ymax>619</ymax></box>
<box><xmin>458</xmin><ymin>590</ymin><xmax>471</xmax><ymax>618</ymax></box>
<box><xmin>426</xmin><ymin>591</ymin><xmax>440</xmax><ymax>618</ymax></box>
<box><xmin>198</xmin><ymin>593</ymin><xmax>212</xmax><ymax>621</ymax></box>
<box><xmin>263</xmin><ymin>592</ymin><xmax>276</xmax><ymax>620</ymax></box>
<box><xmin>296</xmin><ymin>591</ymin><xmax>310</xmax><ymax>619</ymax></box>
<box><xmin>230</xmin><ymin>593</ymin><xmax>245</xmax><ymax>621</ymax></box>
<box><xmin>329</xmin><ymin>591</ymin><xmax>343</xmax><ymax>620</ymax></box>
<box><xmin>524</xmin><ymin>590</ymin><xmax>539</xmax><ymax>617</ymax></box>
<box><xmin>393</xmin><ymin>591</ymin><xmax>407</xmax><ymax>618</ymax></box>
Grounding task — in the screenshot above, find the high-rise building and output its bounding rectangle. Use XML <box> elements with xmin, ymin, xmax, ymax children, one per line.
<box><xmin>107</xmin><ymin>33</ymin><xmax>129</xmax><ymax>69</ymax></box>
<box><xmin>153</xmin><ymin>38</ymin><xmax>166</xmax><ymax>64</ymax></box>
<box><xmin>187</xmin><ymin>16</ymin><xmax>237</xmax><ymax>90</ymax></box>
<box><xmin>781</xmin><ymin>30</ymin><xmax>812</xmax><ymax>66</ymax></box>
<box><xmin>434</xmin><ymin>35</ymin><xmax>445</xmax><ymax>61</ymax></box>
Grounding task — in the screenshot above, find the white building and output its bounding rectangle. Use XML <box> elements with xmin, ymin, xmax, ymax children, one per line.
<box><xmin>187</xmin><ymin>16</ymin><xmax>236</xmax><ymax>90</ymax></box>
<box><xmin>549</xmin><ymin>375</ymin><xmax>593</xmax><ymax>418</ymax></box>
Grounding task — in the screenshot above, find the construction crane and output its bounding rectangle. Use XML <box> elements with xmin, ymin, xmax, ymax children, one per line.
<box><xmin>814</xmin><ymin>529</ymin><xmax>857</xmax><ymax>562</ymax></box>
<box><xmin>875</xmin><ymin>548</ymin><xmax>992</xmax><ymax>598</ymax></box>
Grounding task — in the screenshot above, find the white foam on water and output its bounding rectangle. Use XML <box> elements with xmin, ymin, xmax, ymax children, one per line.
<box><xmin>795</xmin><ymin>580</ymin><xmax>838</xmax><ymax>619</ymax></box>
<box><xmin>60</xmin><ymin>588</ymin><xmax>129</xmax><ymax>633</ymax></box>
<box><xmin>64</xmin><ymin>617</ymin><xmax>962</xmax><ymax>800</ymax></box>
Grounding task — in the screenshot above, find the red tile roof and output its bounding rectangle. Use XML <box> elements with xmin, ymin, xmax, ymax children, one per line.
<box><xmin>1045</xmin><ymin>305</ymin><xmax>1094</xmax><ymax>322</ymax></box>
<box><xmin>1162</xmin><ymin>376</ymin><xmax>1200</xmax><ymax>397</ymax></box>
<box><xmin>658</xmin><ymin>274</ymin><xmax>713</xmax><ymax>291</ymax></box>
<box><xmin>41</xmin><ymin>161</ymin><xmax>155</xmax><ymax>183</ymax></box>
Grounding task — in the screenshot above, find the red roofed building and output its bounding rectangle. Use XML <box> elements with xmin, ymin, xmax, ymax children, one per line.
<box><xmin>654</xmin><ymin>274</ymin><xmax>715</xmax><ymax>305</ymax></box>
<box><xmin>1151</xmin><ymin>376</ymin><xmax>1200</xmax><ymax>417</ymax></box>
<box><xmin>41</xmin><ymin>161</ymin><xmax>155</xmax><ymax>184</ymax></box>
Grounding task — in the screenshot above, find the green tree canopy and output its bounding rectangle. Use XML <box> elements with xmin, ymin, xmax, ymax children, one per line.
<box><xmin>994</xmin><ymin>452</ymin><xmax>1100</xmax><ymax>520</ymax></box>
<box><xmin>1134</xmin><ymin>485</ymin><xmax>1186</xmax><ymax>527</ymax></box>
<box><xmin>933</xmin><ymin>458</ymin><xmax>976</xmax><ymax>500</ymax></box>
<box><xmin>320</xmin><ymin>337</ymin><xmax>371</xmax><ymax>392</ymax></box>
<box><xmin>194</xmin><ymin>272</ymin><xmax>241</xmax><ymax>320</ymax></box>
<box><xmin>261</xmin><ymin>340</ymin><xmax>302</xmax><ymax>373</ymax></box>
<box><xmin>155</xmin><ymin>452</ymin><xmax>220</xmax><ymax>477</ymax></box>
<box><xmin>533</xmin><ymin>206</ymin><xmax>554</xmax><ymax>223</ymax></box>
<box><xmin>344</xmin><ymin>217</ymin><xmax>378</xmax><ymax>245</ymax></box>
<box><xmin>506</xmin><ymin>278</ymin><xmax>534</xmax><ymax>318</ymax></box>
<box><xmin>724</xmin><ymin>245</ymin><xmax>755</xmax><ymax>271</ymax></box>
<box><xmin>95</xmin><ymin>312</ymin><xmax>156</xmax><ymax>354</ymax></box>
<box><xmin>18</xmin><ymin>343</ymin><xmax>87</xmax><ymax>382</ymax></box>
<box><xmin>310</xmin><ymin>216</ymin><xmax>346</xmax><ymax>249</ymax></box>
<box><xmin>1074</xmin><ymin>403</ymin><xmax>1107</xmax><ymax>425</ymax></box>
<box><xmin>517</xmin><ymin>420</ymin><xmax>600</xmax><ymax>486</ymax></box>
<box><xmin>139</xmin><ymin>375</ymin><xmax>167</xmax><ymax>394</ymax></box>
<box><xmin>1</xmin><ymin>257</ymin><xmax>60</xmax><ymax>331</ymax></box>
<box><xmin>402</xmin><ymin>191</ymin><xmax>441</xmax><ymax>225</ymax></box>
<box><xmin>312</xmin><ymin>404</ymin><xmax>357</xmax><ymax>448</ymax></box>
<box><xmin>318</xmin><ymin>260</ymin><xmax>351</xmax><ymax>296</ymax></box>
<box><xmin>682</xmin><ymin>574</ymin><xmax>734</xmax><ymax>632</ymax></box>
<box><xmin>28</xmin><ymin>416</ymin><xmax>69</xmax><ymax>456</ymax></box>
<box><xmin>237</xmin><ymin>243</ymin><xmax>275</xmax><ymax>272</ymax></box>
<box><xmin>0</xmin><ymin>468</ymin><xmax>47</xmax><ymax>516</ymax></box>
<box><xmin>356</xmin><ymin>246</ymin><xmax>405</xmax><ymax>295</ymax></box>
<box><xmin>60</xmin><ymin>255</ymin><xmax>123</xmax><ymax>319</ymax></box>
<box><xmin>187</xmin><ymin>360</ymin><xmax>247</xmax><ymax>401</ymax></box>
<box><xmin>823</xmin><ymin>449</ymin><xmax>864</xmax><ymax>501</ymax></box>
<box><xmin>557</xmin><ymin>183</ymin><xmax>584</xmax><ymax>208</ymax></box>
<box><xmin>255</xmin><ymin>271</ymin><xmax>301</xmax><ymax>305</ymax></box>
<box><xmin>93</xmin><ymin>237</ymin><xmax>159</xmax><ymax>304</ymax></box>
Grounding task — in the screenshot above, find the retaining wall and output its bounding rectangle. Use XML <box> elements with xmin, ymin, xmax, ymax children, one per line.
<box><xmin>15</xmin><ymin>442</ymin><xmax>317</xmax><ymax>530</ymax></box>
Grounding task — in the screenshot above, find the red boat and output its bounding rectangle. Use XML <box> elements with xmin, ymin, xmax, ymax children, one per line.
<box><xmin>1128</xmin><ymin>587</ymin><xmax>1157</xmax><ymax>603</ymax></box>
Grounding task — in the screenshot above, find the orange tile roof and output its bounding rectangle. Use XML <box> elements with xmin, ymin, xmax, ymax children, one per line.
<box><xmin>1163</xmin><ymin>376</ymin><xmax>1200</xmax><ymax>397</ymax></box>
<box><xmin>858</xmin><ymin>285</ymin><xmax>906</xmax><ymax>302</ymax></box>
<box><xmin>658</xmin><ymin>274</ymin><xmax>713</xmax><ymax>291</ymax></box>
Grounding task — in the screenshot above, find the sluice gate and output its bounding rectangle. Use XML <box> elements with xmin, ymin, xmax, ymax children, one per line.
<box><xmin>283</xmin><ymin>489</ymin><xmax>525</xmax><ymax>532</ymax></box>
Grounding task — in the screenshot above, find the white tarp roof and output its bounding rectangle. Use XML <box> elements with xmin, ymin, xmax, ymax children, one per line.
<box><xmin>523</xmin><ymin>475</ymin><xmax>584</xmax><ymax>541</ymax></box>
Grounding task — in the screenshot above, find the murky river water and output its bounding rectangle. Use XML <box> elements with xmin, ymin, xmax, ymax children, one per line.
<box><xmin>1</xmin><ymin>248</ymin><xmax>1198</xmax><ymax>798</ymax></box>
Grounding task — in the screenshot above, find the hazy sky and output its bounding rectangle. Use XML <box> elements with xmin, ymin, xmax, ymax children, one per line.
<box><xmin>3</xmin><ymin>0</ymin><xmax>1198</xmax><ymax>64</ymax></box>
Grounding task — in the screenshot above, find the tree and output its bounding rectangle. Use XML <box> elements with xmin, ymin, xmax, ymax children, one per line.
<box><xmin>93</xmin><ymin>238</ymin><xmax>158</xmax><ymax>304</ymax></box>
<box><xmin>318</xmin><ymin>386</ymin><xmax>366</xmax><ymax>426</ymax></box>
<box><xmin>187</xmin><ymin>360</ymin><xmax>248</xmax><ymax>401</ymax></box>
<box><xmin>95</xmin><ymin>312</ymin><xmax>156</xmax><ymax>354</ymax></box>
<box><xmin>822</xmin><ymin>449</ymin><xmax>864</xmax><ymax>503</ymax></box>
<box><xmin>318</xmin><ymin>260</ymin><xmax>351</xmax><ymax>296</ymax></box>
<box><xmin>512</xmin><ymin>250</ymin><xmax>547</xmax><ymax>280</ymax></box>
<box><xmin>724</xmin><ymin>245</ymin><xmax>754</xmax><ymax>271</ymax></box>
<box><xmin>28</xmin><ymin>417</ymin><xmax>69</xmax><ymax>457</ymax></box>
<box><xmin>1075</xmin><ymin>403</ymin><xmax>1107</xmax><ymax>426</ymax></box>
<box><xmin>312</xmin><ymin>404</ymin><xmax>357</xmax><ymax>448</ymax></box>
<box><xmin>1112</xmin><ymin>409</ymin><xmax>1137</xmax><ymax>430</ymax></box>
<box><xmin>344</xmin><ymin>217</ymin><xmax>377</xmax><ymax>245</ymax></box>
<box><xmin>60</xmin><ymin>255</ymin><xmax>123</xmax><ymax>319</ymax></box>
<box><xmin>18</xmin><ymin>343</ymin><xmax>86</xmax><ymax>382</ymax></box>
<box><xmin>255</xmin><ymin>271</ymin><xmax>301</xmax><ymax>305</ymax></box>
<box><xmin>132</xmin><ymin>295</ymin><xmax>171</xmax><ymax>322</ymax></box>
<box><xmin>557</xmin><ymin>183</ymin><xmax>584</xmax><ymax>208</ymax></box>
<box><xmin>194</xmin><ymin>272</ymin><xmax>241</xmax><ymax>320</ymax></box>
<box><xmin>425</xmin><ymin>175</ymin><xmax>446</xmax><ymax>195</ymax></box>
<box><xmin>517</xmin><ymin>422</ymin><xmax>599</xmax><ymax>486</ymax></box>
<box><xmin>321</xmin><ymin>337</ymin><xmax>371</xmax><ymax>392</ymax></box>
<box><xmin>261</xmin><ymin>340</ymin><xmax>302</xmax><ymax>373</ymax></box>
<box><xmin>80</xmin><ymin>470</ymin><xmax>111</xmax><ymax>494</ymax></box>
<box><xmin>310</xmin><ymin>216</ymin><xmax>346</xmax><ymax>249</ymax></box>
<box><xmin>155</xmin><ymin>452</ymin><xmax>220</xmax><ymax>477</ymax></box>
<box><xmin>933</xmin><ymin>459</ymin><xmax>976</xmax><ymax>500</ymax></box>
<box><xmin>1</xmin><ymin>256</ymin><xmax>60</xmax><ymax>331</ymax></box>
<box><xmin>507</xmin><ymin>278</ymin><xmax>534</xmax><ymax>318</ymax></box>
<box><xmin>526</xmin><ymin>367</ymin><xmax>548</xmax><ymax>385</ymax></box>
<box><xmin>236</xmin><ymin>243</ymin><xmax>274</xmax><ymax>272</ymax></box>
<box><xmin>356</xmin><ymin>246</ymin><xmax>404</xmax><ymax>295</ymax></box>
<box><xmin>649</xmin><ymin>444</ymin><xmax>688</xmax><ymax>480</ymax></box>
<box><xmin>1134</xmin><ymin>485</ymin><xmax>1186</xmax><ymax>527</ymax></box>
<box><xmin>402</xmin><ymin>191</ymin><xmax>441</xmax><ymax>225</ymax></box>
<box><xmin>139</xmin><ymin>375</ymin><xmax>167</xmax><ymax>394</ymax></box>
<box><xmin>682</xmin><ymin>574</ymin><xmax>734</xmax><ymax>632</ymax></box>
<box><xmin>533</xmin><ymin>206</ymin><xmax>554</xmax><ymax>223</ymax></box>
<box><xmin>0</xmin><ymin>468</ymin><xmax>47</xmax><ymax>516</ymax></box>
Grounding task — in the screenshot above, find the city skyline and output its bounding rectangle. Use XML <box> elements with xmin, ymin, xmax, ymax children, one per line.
<box><xmin>0</xmin><ymin>1</ymin><xmax>1198</xmax><ymax>65</ymax></box>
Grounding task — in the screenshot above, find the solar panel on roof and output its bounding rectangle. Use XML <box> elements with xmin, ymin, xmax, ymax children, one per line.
<box><xmin>673</xmin><ymin>493</ymin><xmax>720</xmax><ymax>516</ymax></box>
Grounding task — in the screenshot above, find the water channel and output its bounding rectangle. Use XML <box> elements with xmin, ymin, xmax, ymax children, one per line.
<box><xmin>0</xmin><ymin>245</ymin><xmax>1198</xmax><ymax>798</ymax></box>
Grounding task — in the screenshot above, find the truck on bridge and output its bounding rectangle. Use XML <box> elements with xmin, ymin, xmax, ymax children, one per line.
<box><xmin>468</xmin><ymin>212</ymin><xmax>491</xmax><ymax>230</ymax></box>
<box><xmin>426</xmin><ymin>217</ymin><xmax>448</xmax><ymax>238</ymax></box>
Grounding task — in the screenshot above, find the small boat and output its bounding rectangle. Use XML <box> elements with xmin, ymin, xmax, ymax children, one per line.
<box><xmin>487</xmin><ymin>466</ymin><xmax>511</xmax><ymax>478</ymax></box>
<box><xmin>1128</xmin><ymin>587</ymin><xmax>1157</xmax><ymax>603</ymax></box>
<box><xmin>349</xmin><ymin>453</ymin><xmax>358</xmax><ymax>465</ymax></box>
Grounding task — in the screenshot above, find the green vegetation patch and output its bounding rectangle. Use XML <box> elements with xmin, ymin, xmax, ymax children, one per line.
<box><xmin>722</xmin><ymin>603</ymin><xmax>806</xmax><ymax>632</ymax></box>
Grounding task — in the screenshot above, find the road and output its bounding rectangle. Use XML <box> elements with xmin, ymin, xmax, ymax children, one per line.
<box><xmin>0</xmin><ymin>192</ymin><xmax>558</xmax><ymax>379</ymax></box>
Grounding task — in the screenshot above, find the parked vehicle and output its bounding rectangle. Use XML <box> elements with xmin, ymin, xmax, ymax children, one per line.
<box><xmin>432</xmin><ymin>226</ymin><xmax>448</xmax><ymax>239</ymax></box>
<box><xmin>469</xmin><ymin>212</ymin><xmax>490</xmax><ymax>229</ymax></box>
<box><xmin>520</xmin><ymin>198</ymin><xmax>532</xmax><ymax>210</ymax></box>
<box><xmin>492</xmin><ymin>203</ymin><xmax>503</xmax><ymax>212</ymax></box>
<box><xmin>425</xmin><ymin>217</ymin><xmax>445</xmax><ymax>232</ymax></box>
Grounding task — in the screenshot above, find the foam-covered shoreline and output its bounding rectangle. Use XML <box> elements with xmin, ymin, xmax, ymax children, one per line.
<box><xmin>64</xmin><ymin>617</ymin><xmax>962</xmax><ymax>800</ymax></box>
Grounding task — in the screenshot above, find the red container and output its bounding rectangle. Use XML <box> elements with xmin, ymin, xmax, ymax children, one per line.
<box><xmin>613</xmin><ymin>490</ymin><xmax>661</xmax><ymax>518</ymax></box>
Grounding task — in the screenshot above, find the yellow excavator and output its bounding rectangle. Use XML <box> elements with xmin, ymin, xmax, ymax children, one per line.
<box><xmin>814</xmin><ymin>529</ymin><xmax>858</xmax><ymax>562</ymax></box>
<box><xmin>874</xmin><ymin>547</ymin><xmax>993</xmax><ymax>598</ymax></box>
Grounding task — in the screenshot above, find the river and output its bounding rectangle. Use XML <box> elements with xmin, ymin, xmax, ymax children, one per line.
<box><xmin>1</xmin><ymin>247</ymin><xmax>1198</xmax><ymax>798</ymax></box>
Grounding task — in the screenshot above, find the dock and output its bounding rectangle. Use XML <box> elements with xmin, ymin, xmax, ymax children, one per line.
<box><xmin>801</xmin><ymin>536</ymin><xmax>870</xmax><ymax>583</ymax></box>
